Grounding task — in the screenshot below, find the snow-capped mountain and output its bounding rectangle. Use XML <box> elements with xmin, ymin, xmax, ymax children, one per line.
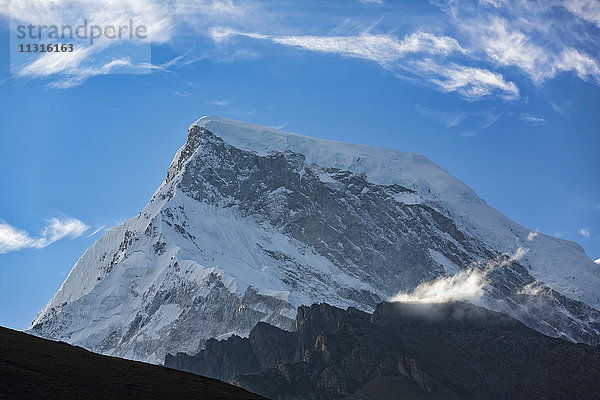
<box><xmin>29</xmin><ymin>116</ymin><xmax>600</xmax><ymax>364</ymax></box>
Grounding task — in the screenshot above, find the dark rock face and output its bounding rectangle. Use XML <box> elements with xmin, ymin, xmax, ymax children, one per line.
<box><xmin>166</xmin><ymin>301</ymin><xmax>600</xmax><ymax>400</ymax></box>
<box><xmin>180</xmin><ymin>130</ymin><xmax>487</xmax><ymax>296</ymax></box>
<box><xmin>166</xmin><ymin>334</ymin><xmax>262</xmax><ymax>380</ymax></box>
<box><xmin>249</xmin><ymin>322</ymin><xmax>299</xmax><ymax>369</ymax></box>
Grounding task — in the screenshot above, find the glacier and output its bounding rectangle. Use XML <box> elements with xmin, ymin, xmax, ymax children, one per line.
<box><xmin>28</xmin><ymin>116</ymin><xmax>600</xmax><ymax>364</ymax></box>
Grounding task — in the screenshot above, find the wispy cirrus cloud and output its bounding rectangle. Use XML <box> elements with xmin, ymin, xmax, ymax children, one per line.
<box><xmin>478</xmin><ymin>18</ymin><xmax>600</xmax><ymax>83</ymax></box>
<box><xmin>1</xmin><ymin>0</ymin><xmax>260</xmax><ymax>87</ymax></box>
<box><xmin>212</xmin><ymin>28</ymin><xmax>519</xmax><ymax>100</ymax></box>
<box><xmin>4</xmin><ymin>0</ymin><xmax>600</xmax><ymax>103</ymax></box>
<box><xmin>445</xmin><ymin>0</ymin><xmax>600</xmax><ymax>85</ymax></box>
<box><xmin>0</xmin><ymin>217</ymin><xmax>89</xmax><ymax>254</ymax></box>
<box><xmin>460</xmin><ymin>112</ymin><xmax>500</xmax><ymax>137</ymax></box>
<box><xmin>46</xmin><ymin>57</ymin><xmax>138</xmax><ymax>89</ymax></box>
<box><xmin>413</xmin><ymin>59</ymin><xmax>519</xmax><ymax>100</ymax></box>
<box><xmin>86</xmin><ymin>226</ymin><xmax>105</xmax><ymax>238</ymax></box>
<box><xmin>563</xmin><ymin>0</ymin><xmax>600</xmax><ymax>29</ymax></box>
<box><xmin>414</xmin><ymin>105</ymin><xmax>502</xmax><ymax>137</ymax></box>
<box><xmin>210</xmin><ymin>29</ymin><xmax>467</xmax><ymax>62</ymax></box>
<box><xmin>415</xmin><ymin>105</ymin><xmax>466</xmax><ymax>128</ymax></box>
<box><xmin>202</xmin><ymin>0</ymin><xmax>599</xmax><ymax>101</ymax></box>
<box><xmin>521</xmin><ymin>113</ymin><xmax>545</xmax><ymax>125</ymax></box>
<box><xmin>208</xmin><ymin>99</ymin><xmax>232</xmax><ymax>106</ymax></box>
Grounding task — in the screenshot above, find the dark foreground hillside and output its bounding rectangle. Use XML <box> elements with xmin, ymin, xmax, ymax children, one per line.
<box><xmin>167</xmin><ymin>301</ymin><xmax>600</xmax><ymax>400</ymax></box>
<box><xmin>0</xmin><ymin>326</ymin><xmax>265</xmax><ymax>400</ymax></box>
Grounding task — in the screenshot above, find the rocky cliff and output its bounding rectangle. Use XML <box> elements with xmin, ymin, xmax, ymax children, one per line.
<box><xmin>166</xmin><ymin>301</ymin><xmax>600</xmax><ymax>400</ymax></box>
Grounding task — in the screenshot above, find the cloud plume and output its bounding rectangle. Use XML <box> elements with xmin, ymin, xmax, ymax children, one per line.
<box><xmin>391</xmin><ymin>247</ymin><xmax>528</xmax><ymax>303</ymax></box>
<box><xmin>391</xmin><ymin>268</ymin><xmax>487</xmax><ymax>303</ymax></box>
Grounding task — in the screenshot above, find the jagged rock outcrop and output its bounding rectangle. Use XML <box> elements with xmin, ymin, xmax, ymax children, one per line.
<box><xmin>166</xmin><ymin>301</ymin><xmax>600</xmax><ymax>400</ymax></box>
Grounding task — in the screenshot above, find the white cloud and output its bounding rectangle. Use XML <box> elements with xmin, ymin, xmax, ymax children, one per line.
<box><xmin>18</xmin><ymin>46</ymin><xmax>97</xmax><ymax>77</ymax></box>
<box><xmin>460</xmin><ymin>112</ymin><xmax>501</xmax><ymax>137</ymax></box>
<box><xmin>0</xmin><ymin>223</ymin><xmax>37</xmax><ymax>254</ymax></box>
<box><xmin>447</xmin><ymin>2</ymin><xmax>600</xmax><ymax>85</ymax></box>
<box><xmin>3</xmin><ymin>0</ymin><xmax>176</xmax><ymax>44</ymax></box>
<box><xmin>415</xmin><ymin>59</ymin><xmax>519</xmax><ymax>100</ymax></box>
<box><xmin>564</xmin><ymin>0</ymin><xmax>600</xmax><ymax>29</ymax></box>
<box><xmin>5</xmin><ymin>0</ymin><xmax>599</xmax><ymax>98</ymax></box>
<box><xmin>212</xmin><ymin>29</ymin><xmax>466</xmax><ymax>64</ymax></box>
<box><xmin>42</xmin><ymin>218</ymin><xmax>89</xmax><ymax>243</ymax></box>
<box><xmin>415</xmin><ymin>105</ymin><xmax>467</xmax><ymax>127</ymax></box>
<box><xmin>595</xmin><ymin>258</ymin><xmax>600</xmax><ymax>265</ymax></box>
<box><xmin>2</xmin><ymin>0</ymin><xmax>257</xmax><ymax>87</ymax></box>
<box><xmin>556</xmin><ymin>48</ymin><xmax>600</xmax><ymax>82</ymax></box>
<box><xmin>213</xmin><ymin>28</ymin><xmax>520</xmax><ymax>100</ymax></box>
<box><xmin>0</xmin><ymin>217</ymin><xmax>89</xmax><ymax>254</ymax></box>
<box><xmin>46</xmin><ymin>57</ymin><xmax>137</xmax><ymax>89</ymax></box>
<box><xmin>208</xmin><ymin>99</ymin><xmax>231</xmax><ymax>106</ymax></box>
<box><xmin>14</xmin><ymin>41</ymin><xmax>199</xmax><ymax>89</ymax></box>
<box><xmin>415</xmin><ymin>107</ymin><xmax>502</xmax><ymax>136</ymax></box>
<box><xmin>86</xmin><ymin>226</ymin><xmax>105</xmax><ymax>237</ymax></box>
<box><xmin>391</xmin><ymin>247</ymin><xmax>528</xmax><ymax>303</ymax></box>
<box><xmin>474</xmin><ymin>17</ymin><xmax>552</xmax><ymax>83</ymax></box>
<box><xmin>579</xmin><ymin>228</ymin><xmax>591</xmax><ymax>237</ymax></box>
<box><xmin>517</xmin><ymin>281</ymin><xmax>545</xmax><ymax>296</ymax></box>
<box><xmin>391</xmin><ymin>268</ymin><xmax>487</xmax><ymax>303</ymax></box>
<box><xmin>478</xmin><ymin>0</ymin><xmax>506</xmax><ymax>7</ymax></box>
<box><xmin>207</xmin><ymin>1</ymin><xmax>600</xmax><ymax>101</ymax></box>
<box><xmin>521</xmin><ymin>113</ymin><xmax>545</xmax><ymax>125</ymax></box>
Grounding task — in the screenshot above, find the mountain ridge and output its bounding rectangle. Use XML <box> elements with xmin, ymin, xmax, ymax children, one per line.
<box><xmin>28</xmin><ymin>116</ymin><xmax>600</xmax><ymax>364</ymax></box>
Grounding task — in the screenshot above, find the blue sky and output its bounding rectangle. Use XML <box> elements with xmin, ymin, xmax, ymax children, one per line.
<box><xmin>0</xmin><ymin>0</ymin><xmax>599</xmax><ymax>330</ymax></box>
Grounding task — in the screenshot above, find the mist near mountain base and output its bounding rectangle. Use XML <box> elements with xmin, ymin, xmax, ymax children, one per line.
<box><xmin>391</xmin><ymin>247</ymin><xmax>529</xmax><ymax>304</ymax></box>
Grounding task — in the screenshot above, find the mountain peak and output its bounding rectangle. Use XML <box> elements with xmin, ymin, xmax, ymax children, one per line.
<box><xmin>29</xmin><ymin>116</ymin><xmax>600</xmax><ymax>365</ymax></box>
<box><xmin>189</xmin><ymin>115</ymin><xmax>467</xmax><ymax>201</ymax></box>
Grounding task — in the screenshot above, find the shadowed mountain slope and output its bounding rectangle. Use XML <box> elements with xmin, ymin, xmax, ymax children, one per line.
<box><xmin>166</xmin><ymin>301</ymin><xmax>600</xmax><ymax>400</ymax></box>
<box><xmin>0</xmin><ymin>326</ymin><xmax>264</xmax><ymax>400</ymax></box>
